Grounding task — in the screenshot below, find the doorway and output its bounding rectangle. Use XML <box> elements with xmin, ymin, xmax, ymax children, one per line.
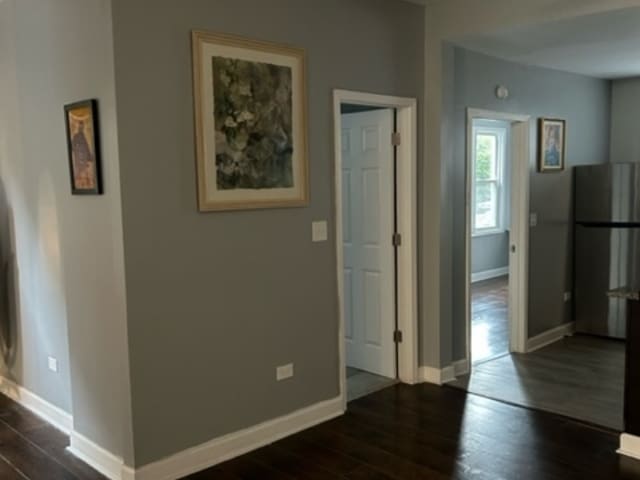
<box><xmin>464</xmin><ymin>109</ymin><xmax>531</xmax><ymax>371</ymax></box>
<box><xmin>469</xmin><ymin>118</ymin><xmax>512</xmax><ymax>364</ymax></box>
<box><xmin>333</xmin><ymin>90</ymin><xmax>418</xmax><ymax>408</ymax></box>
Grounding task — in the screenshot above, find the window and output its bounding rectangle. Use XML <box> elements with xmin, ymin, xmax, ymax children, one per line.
<box><xmin>472</xmin><ymin>124</ymin><xmax>507</xmax><ymax>235</ymax></box>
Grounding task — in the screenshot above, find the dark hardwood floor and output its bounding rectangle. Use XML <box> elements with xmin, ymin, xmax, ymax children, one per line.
<box><xmin>1</xmin><ymin>382</ymin><xmax>640</xmax><ymax>479</ymax></box>
<box><xmin>0</xmin><ymin>393</ymin><xmax>105</xmax><ymax>479</ymax></box>
<box><xmin>184</xmin><ymin>383</ymin><xmax>640</xmax><ymax>480</ymax></box>
<box><xmin>471</xmin><ymin>276</ymin><xmax>509</xmax><ymax>364</ymax></box>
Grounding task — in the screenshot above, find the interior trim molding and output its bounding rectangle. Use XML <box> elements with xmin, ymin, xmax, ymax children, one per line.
<box><xmin>526</xmin><ymin>322</ymin><xmax>575</xmax><ymax>353</ymax></box>
<box><xmin>453</xmin><ymin>358</ymin><xmax>470</xmax><ymax>377</ymax></box>
<box><xmin>132</xmin><ymin>396</ymin><xmax>344</xmax><ymax>480</ymax></box>
<box><xmin>420</xmin><ymin>365</ymin><xmax>455</xmax><ymax>385</ymax></box>
<box><xmin>0</xmin><ymin>376</ymin><xmax>72</xmax><ymax>434</ymax></box>
<box><xmin>471</xmin><ymin>267</ymin><xmax>508</xmax><ymax>283</ymax></box>
<box><xmin>618</xmin><ymin>433</ymin><xmax>640</xmax><ymax>461</ymax></box>
<box><xmin>68</xmin><ymin>431</ymin><xmax>129</xmax><ymax>480</ymax></box>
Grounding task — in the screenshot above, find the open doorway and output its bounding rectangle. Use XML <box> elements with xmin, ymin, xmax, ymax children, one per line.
<box><xmin>463</xmin><ymin>109</ymin><xmax>531</xmax><ymax>371</ymax></box>
<box><xmin>341</xmin><ymin>104</ymin><xmax>398</xmax><ymax>401</ymax></box>
<box><xmin>469</xmin><ymin>118</ymin><xmax>512</xmax><ymax>365</ymax></box>
<box><xmin>333</xmin><ymin>90</ymin><xmax>418</xmax><ymax>407</ymax></box>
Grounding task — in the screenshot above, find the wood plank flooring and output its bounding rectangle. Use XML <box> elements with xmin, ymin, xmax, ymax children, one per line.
<box><xmin>185</xmin><ymin>383</ymin><xmax>640</xmax><ymax>479</ymax></box>
<box><xmin>0</xmin><ymin>393</ymin><xmax>105</xmax><ymax>479</ymax></box>
<box><xmin>451</xmin><ymin>335</ymin><xmax>625</xmax><ymax>430</ymax></box>
<box><xmin>0</xmin><ymin>380</ymin><xmax>638</xmax><ymax>479</ymax></box>
<box><xmin>471</xmin><ymin>276</ymin><xmax>509</xmax><ymax>364</ymax></box>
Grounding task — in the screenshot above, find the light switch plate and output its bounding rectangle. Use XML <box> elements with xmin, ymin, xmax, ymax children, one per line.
<box><xmin>276</xmin><ymin>363</ymin><xmax>294</xmax><ymax>381</ymax></box>
<box><xmin>530</xmin><ymin>213</ymin><xmax>538</xmax><ymax>227</ymax></box>
<box><xmin>47</xmin><ymin>356</ymin><xmax>58</xmax><ymax>373</ymax></box>
<box><xmin>312</xmin><ymin>221</ymin><xmax>328</xmax><ymax>242</ymax></box>
<box><xmin>564</xmin><ymin>292</ymin><xmax>572</xmax><ymax>302</ymax></box>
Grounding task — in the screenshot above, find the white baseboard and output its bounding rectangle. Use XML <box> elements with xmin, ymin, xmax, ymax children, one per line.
<box><xmin>453</xmin><ymin>358</ymin><xmax>470</xmax><ymax>377</ymax></box>
<box><xmin>471</xmin><ymin>267</ymin><xmax>508</xmax><ymax>283</ymax></box>
<box><xmin>420</xmin><ymin>358</ymin><xmax>469</xmax><ymax>385</ymax></box>
<box><xmin>132</xmin><ymin>396</ymin><xmax>344</xmax><ymax>480</ymax></box>
<box><xmin>0</xmin><ymin>376</ymin><xmax>72</xmax><ymax>434</ymax></box>
<box><xmin>618</xmin><ymin>433</ymin><xmax>640</xmax><ymax>461</ymax></box>
<box><xmin>420</xmin><ymin>365</ymin><xmax>454</xmax><ymax>385</ymax></box>
<box><xmin>526</xmin><ymin>322</ymin><xmax>575</xmax><ymax>353</ymax></box>
<box><xmin>68</xmin><ymin>431</ymin><xmax>130</xmax><ymax>480</ymax></box>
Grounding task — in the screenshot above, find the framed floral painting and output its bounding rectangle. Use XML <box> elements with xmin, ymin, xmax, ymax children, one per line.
<box><xmin>538</xmin><ymin>118</ymin><xmax>566</xmax><ymax>172</ymax></box>
<box><xmin>191</xmin><ymin>31</ymin><xmax>308</xmax><ymax>211</ymax></box>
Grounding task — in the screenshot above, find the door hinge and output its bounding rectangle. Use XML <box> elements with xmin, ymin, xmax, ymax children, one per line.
<box><xmin>394</xmin><ymin>330</ymin><xmax>403</xmax><ymax>343</ymax></box>
<box><xmin>392</xmin><ymin>232</ymin><xmax>402</xmax><ymax>247</ymax></box>
<box><xmin>391</xmin><ymin>131</ymin><xmax>401</xmax><ymax>146</ymax></box>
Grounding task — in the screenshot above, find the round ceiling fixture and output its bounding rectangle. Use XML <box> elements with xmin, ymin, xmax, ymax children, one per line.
<box><xmin>496</xmin><ymin>85</ymin><xmax>509</xmax><ymax>100</ymax></box>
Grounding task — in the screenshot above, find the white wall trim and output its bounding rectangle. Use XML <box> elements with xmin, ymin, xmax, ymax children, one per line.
<box><xmin>0</xmin><ymin>376</ymin><xmax>72</xmax><ymax>434</ymax></box>
<box><xmin>471</xmin><ymin>267</ymin><xmax>508</xmax><ymax>284</ymax></box>
<box><xmin>333</xmin><ymin>89</ymin><xmax>420</xmax><ymax>402</ymax></box>
<box><xmin>526</xmin><ymin>322</ymin><xmax>575</xmax><ymax>353</ymax></box>
<box><xmin>420</xmin><ymin>358</ymin><xmax>469</xmax><ymax>385</ymax></box>
<box><xmin>132</xmin><ymin>396</ymin><xmax>343</xmax><ymax>480</ymax></box>
<box><xmin>619</xmin><ymin>433</ymin><xmax>640</xmax><ymax>461</ymax></box>
<box><xmin>419</xmin><ymin>365</ymin><xmax>454</xmax><ymax>385</ymax></box>
<box><xmin>68</xmin><ymin>431</ymin><xmax>128</xmax><ymax>480</ymax></box>
<box><xmin>453</xmin><ymin>358</ymin><xmax>470</xmax><ymax>377</ymax></box>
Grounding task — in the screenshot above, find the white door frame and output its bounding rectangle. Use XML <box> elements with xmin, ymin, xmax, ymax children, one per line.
<box><xmin>465</xmin><ymin>108</ymin><xmax>531</xmax><ymax>371</ymax></box>
<box><xmin>333</xmin><ymin>90</ymin><xmax>418</xmax><ymax>410</ymax></box>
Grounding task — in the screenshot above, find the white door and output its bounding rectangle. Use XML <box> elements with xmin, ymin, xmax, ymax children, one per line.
<box><xmin>342</xmin><ymin>109</ymin><xmax>396</xmax><ymax>378</ymax></box>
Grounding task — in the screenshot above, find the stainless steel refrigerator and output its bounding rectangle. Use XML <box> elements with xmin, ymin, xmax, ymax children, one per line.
<box><xmin>574</xmin><ymin>163</ymin><xmax>640</xmax><ymax>339</ymax></box>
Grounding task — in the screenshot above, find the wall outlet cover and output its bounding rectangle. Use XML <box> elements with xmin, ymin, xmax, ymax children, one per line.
<box><xmin>312</xmin><ymin>221</ymin><xmax>328</xmax><ymax>242</ymax></box>
<box><xmin>276</xmin><ymin>363</ymin><xmax>294</xmax><ymax>381</ymax></box>
<box><xmin>529</xmin><ymin>213</ymin><xmax>538</xmax><ymax>227</ymax></box>
<box><xmin>47</xmin><ymin>356</ymin><xmax>58</xmax><ymax>373</ymax></box>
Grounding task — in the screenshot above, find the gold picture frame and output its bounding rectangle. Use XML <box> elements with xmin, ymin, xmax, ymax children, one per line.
<box><xmin>538</xmin><ymin>118</ymin><xmax>566</xmax><ymax>172</ymax></box>
<box><xmin>191</xmin><ymin>31</ymin><xmax>309</xmax><ymax>211</ymax></box>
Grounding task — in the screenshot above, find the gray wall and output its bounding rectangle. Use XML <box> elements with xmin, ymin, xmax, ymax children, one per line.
<box><xmin>111</xmin><ymin>0</ymin><xmax>424</xmax><ymax>466</ymax></box>
<box><xmin>611</xmin><ymin>77</ymin><xmax>640</xmax><ymax>163</ymax></box>
<box><xmin>472</xmin><ymin>234</ymin><xmax>508</xmax><ymax>274</ymax></box>
<box><xmin>0</xmin><ymin>0</ymin><xmax>134</xmax><ymax>464</ymax></box>
<box><xmin>449</xmin><ymin>47</ymin><xmax>611</xmax><ymax>360</ymax></box>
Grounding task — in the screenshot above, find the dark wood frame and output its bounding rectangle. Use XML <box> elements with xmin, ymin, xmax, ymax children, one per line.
<box><xmin>538</xmin><ymin>117</ymin><xmax>566</xmax><ymax>173</ymax></box>
<box><xmin>64</xmin><ymin>99</ymin><xmax>103</xmax><ymax>195</ymax></box>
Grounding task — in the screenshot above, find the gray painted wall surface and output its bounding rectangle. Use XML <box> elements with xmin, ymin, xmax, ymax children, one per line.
<box><xmin>449</xmin><ymin>47</ymin><xmax>611</xmax><ymax>360</ymax></box>
<box><xmin>611</xmin><ymin>78</ymin><xmax>640</xmax><ymax>163</ymax></box>
<box><xmin>111</xmin><ymin>0</ymin><xmax>424</xmax><ymax>466</ymax></box>
<box><xmin>0</xmin><ymin>0</ymin><xmax>134</xmax><ymax>464</ymax></box>
<box><xmin>472</xmin><ymin>234</ymin><xmax>508</xmax><ymax>274</ymax></box>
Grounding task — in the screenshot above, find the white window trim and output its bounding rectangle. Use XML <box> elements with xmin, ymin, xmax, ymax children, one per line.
<box><xmin>471</xmin><ymin>124</ymin><xmax>508</xmax><ymax>237</ymax></box>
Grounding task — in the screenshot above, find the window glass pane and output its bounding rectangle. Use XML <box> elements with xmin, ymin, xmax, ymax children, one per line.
<box><xmin>475</xmin><ymin>134</ymin><xmax>497</xmax><ymax>181</ymax></box>
<box><xmin>475</xmin><ymin>182</ymin><xmax>498</xmax><ymax>230</ymax></box>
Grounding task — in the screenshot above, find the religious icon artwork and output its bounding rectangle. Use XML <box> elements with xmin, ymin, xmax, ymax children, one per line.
<box><xmin>64</xmin><ymin>99</ymin><xmax>103</xmax><ymax>194</ymax></box>
<box><xmin>538</xmin><ymin>118</ymin><xmax>566</xmax><ymax>172</ymax></box>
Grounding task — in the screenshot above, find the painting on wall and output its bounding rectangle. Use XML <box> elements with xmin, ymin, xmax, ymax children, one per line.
<box><xmin>64</xmin><ymin>99</ymin><xmax>102</xmax><ymax>195</ymax></box>
<box><xmin>538</xmin><ymin>118</ymin><xmax>566</xmax><ymax>172</ymax></box>
<box><xmin>191</xmin><ymin>31</ymin><xmax>308</xmax><ymax>211</ymax></box>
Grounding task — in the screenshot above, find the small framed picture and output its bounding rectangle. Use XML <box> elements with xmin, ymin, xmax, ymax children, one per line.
<box><xmin>538</xmin><ymin>118</ymin><xmax>566</xmax><ymax>172</ymax></box>
<box><xmin>64</xmin><ymin>99</ymin><xmax>102</xmax><ymax>194</ymax></box>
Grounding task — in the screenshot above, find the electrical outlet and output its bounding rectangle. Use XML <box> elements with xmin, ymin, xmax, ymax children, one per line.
<box><xmin>530</xmin><ymin>213</ymin><xmax>538</xmax><ymax>227</ymax></box>
<box><xmin>564</xmin><ymin>291</ymin><xmax>572</xmax><ymax>302</ymax></box>
<box><xmin>47</xmin><ymin>356</ymin><xmax>58</xmax><ymax>373</ymax></box>
<box><xmin>276</xmin><ymin>363</ymin><xmax>294</xmax><ymax>381</ymax></box>
<box><xmin>312</xmin><ymin>221</ymin><xmax>328</xmax><ymax>242</ymax></box>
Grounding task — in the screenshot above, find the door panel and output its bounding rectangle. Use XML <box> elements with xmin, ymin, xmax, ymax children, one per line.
<box><xmin>342</xmin><ymin>109</ymin><xmax>395</xmax><ymax>378</ymax></box>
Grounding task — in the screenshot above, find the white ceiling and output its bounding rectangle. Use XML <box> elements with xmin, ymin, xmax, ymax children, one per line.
<box><xmin>453</xmin><ymin>7</ymin><xmax>640</xmax><ymax>79</ymax></box>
